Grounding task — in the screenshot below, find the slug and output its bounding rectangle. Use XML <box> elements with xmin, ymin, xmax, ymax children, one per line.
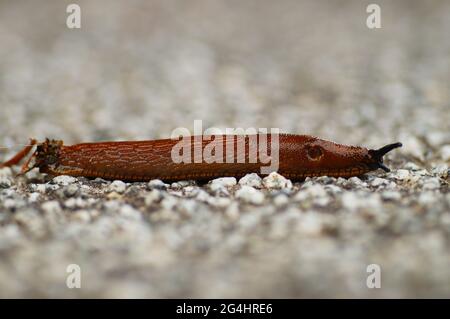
<box><xmin>0</xmin><ymin>134</ymin><xmax>402</xmax><ymax>182</ymax></box>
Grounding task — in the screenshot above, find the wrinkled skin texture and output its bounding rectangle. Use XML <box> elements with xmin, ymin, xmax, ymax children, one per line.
<box><xmin>26</xmin><ymin>134</ymin><xmax>384</xmax><ymax>182</ymax></box>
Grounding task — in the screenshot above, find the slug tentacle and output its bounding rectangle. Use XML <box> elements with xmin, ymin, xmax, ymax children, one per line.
<box><xmin>368</xmin><ymin>142</ymin><xmax>403</xmax><ymax>172</ymax></box>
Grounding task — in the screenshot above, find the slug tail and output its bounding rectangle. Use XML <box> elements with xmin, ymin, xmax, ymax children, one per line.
<box><xmin>0</xmin><ymin>139</ymin><xmax>37</xmax><ymax>168</ymax></box>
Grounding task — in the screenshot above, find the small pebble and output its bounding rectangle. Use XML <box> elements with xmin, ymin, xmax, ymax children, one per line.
<box><xmin>208</xmin><ymin>196</ymin><xmax>231</xmax><ymax>208</ymax></box>
<box><xmin>41</xmin><ymin>201</ymin><xmax>62</xmax><ymax>214</ymax></box>
<box><xmin>273</xmin><ymin>193</ymin><xmax>289</xmax><ymax>207</ymax></box>
<box><xmin>295</xmin><ymin>184</ymin><xmax>327</xmax><ymax>201</ymax></box>
<box><xmin>297</xmin><ymin>213</ymin><xmax>323</xmax><ymax>236</ymax></box>
<box><xmin>341</xmin><ymin>192</ymin><xmax>381</xmax><ymax>211</ymax></box>
<box><xmin>431</xmin><ymin>164</ymin><xmax>448</xmax><ymax>178</ymax></box>
<box><xmin>238</xmin><ymin>173</ymin><xmax>263</xmax><ymax>188</ymax></box>
<box><xmin>63</xmin><ymin>184</ymin><xmax>79</xmax><ymax>197</ymax></box>
<box><xmin>348</xmin><ymin>177</ymin><xmax>365</xmax><ymax>186</ymax></box>
<box><xmin>262</xmin><ymin>172</ymin><xmax>292</xmax><ymax>189</ymax></box>
<box><xmin>418</xmin><ymin>192</ymin><xmax>437</xmax><ymax>205</ymax></box>
<box><xmin>394</xmin><ymin>169</ymin><xmax>410</xmax><ymax>180</ymax></box>
<box><xmin>144</xmin><ymin>189</ymin><xmax>163</xmax><ymax>206</ymax></box>
<box><xmin>211</xmin><ymin>177</ymin><xmax>237</xmax><ymax>188</ymax></box>
<box><xmin>235</xmin><ymin>186</ymin><xmax>264</xmax><ymax>205</ymax></box>
<box><xmin>381</xmin><ymin>191</ymin><xmax>401</xmax><ymax>201</ymax></box>
<box><xmin>28</xmin><ymin>192</ymin><xmax>40</xmax><ymax>202</ymax></box>
<box><xmin>404</xmin><ymin>162</ymin><xmax>421</xmax><ymax>171</ymax></box>
<box><xmin>209</xmin><ymin>177</ymin><xmax>235</xmax><ymax>194</ymax></box>
<box><xmin>422</xmin><ymin>177</ymin><xmax>441</xmax><ymax>190</ymax></box>
<box><xmin>72</xmin><ymin>210</ymin><xmax>91</xmax><ymax>223</ymax></box>
<box><xmin>148</xmin><ymin>179</ymin><xmax>167</xmax><ymax>190</ymax></box>
<box><xmin>171</xmin><ymin>180</ymin><xmax>194</xmax><ymax>189</ymax></box>
<box><xmin>0</xmin><ymin>167</ymin><xmax>13</xmax><ymax>178</ymax></box>
<box><xmin>161</xmin><ymin>196</ymin><xmax>178</xmax><ymax>210</ymax></box>
<box><xmin>108</xmin><ymin>180</ymin><xmax>127</xmax><ymax>193</ymax></box>
<box><xmin>52</xmin><ymin>175</ymin><xmax>77</xmax><ymax>186</ymax></box>
<box><xmin>64</xmin><ymin>197</ymin><xmax>88</xmax><ymax>209</ymax></box>
<box><xmin>119</xmin><ymin>204</ymin><xmax>142</xmax><ymax>220</ymax></box>
<box><xmin>371</xmin><ymin>177</ymin><xmax>387</xmax><ymax>187</ymax></box>
<box><xmin>440</xmin><ymin>145</ymin><xmax>450</xmax><ymax>161</ymax></box>
<box><xmin>0</xmin><ymin>177</ymin><xmax>12</xmax><ymax>188</ymax></box>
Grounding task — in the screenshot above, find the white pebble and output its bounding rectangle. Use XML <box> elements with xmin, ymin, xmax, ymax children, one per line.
<box><xmin>422</xmin><ymin>177</ymin><xmax>441</xmax><ymax>190</ymax></box>
<box><xmin>273</xmin><ymin>193</ymin><xmax>289</xmax><ymax>207</ymax></box>
<box><xmin>431</xmin><ymin>164</ymin><xmax>448</xmax><ymax>178</ymax></box>
<box><xmin>72</xmin><ymin>210</ymin><xmax>91</xmax><ymax>223</ymax></box>
<box><xmin>147</xmin><ymin>179</ymin><xmax>167</xmax><ymax>189</ymax></box>
<box><xmin>235</xmin><ymin>186</ymin><xmax>265</xmax><ymax>205</ymax></box>
<box><xmin>225</xmin><ymin>202</ymin><xmax>240</xmax><ymax>221</ymax></box>
<box><xmin>64</xmin><ymin>197</ymin><xmax>87</xmax><ymax>209</ymax></box>
<box><xmin>0</xmin><ymin>177</ymin><xmax>12</xmax><ymax>188</ymax></box>
<box><xmin>52</xmin><ymin>175</ymin><xmax>77</xmax><ymax>186</ymax></box>
<box><xmin>144</xmin><ymin>189</ymin><xmax>163</xmax><ymax>206</ymax></box>
<box><xmin>324</xmin><ymin>184</ymin><xmax>342</xmax><ymax>193</ymax></box>
<box><xmin>341</xmin><ymin>192</ymin><xmax>381</xmax><ymax>211</ymax></box>
<box><xmin>295</xmin><ymin>184</ymin><xmax>327</xmax><ymax>201</ymax></box>
<box><xmin>207</xmin><ymin>197</ymin><xmax>231</xmax><ymax>208</ymax></box>
<box><xmin>209</xmin><ymin>177</ymin><xmax>235</xmax><ymax>194</ymax></box>
<box><xmin>400</xmin><ymin>135</ymin><xmax>424</xmax><ymax>160</ymax></box>
<box><xmin>381</xmin><ymin>191</ymin><xmax>401</xmax><ymax>201</ymax></box>
<box><xmin>171</xmin><ymin>180</ymin><xmax>192</xmax><ymax>188</ymax></box>
<box><xmin>63</xmin><ymin>184</ymin><xmax>79</xmax><ymax>197</ymax></box>
<box><xmin>426</xmin><ymin>131</ymin><xmax>447</xmax><ymax>147</ymax></box>
<box><xmin>404</xmin><ymin>162</ymin><xmax>421</xmax><ymax>171</ymax></box>
<box><xmin>178</xmin><ymin>199</ymin><xmax>197</xmax><ymax>216</ymax></box>
<box><xmin>371</xmin><ymin>177</ymin><xmax>387</xmax><ymax>187</ymax></box>
<box><xmin>394</xmin><ymin>169</ymin><xmax>410</xmax><ymax>180</ymax></box>
<box><xmin>0</xmin><ymin>167</ymin><xmax>13</xmax><ymax>178</ymax></box>
<box><xmin>3</xmin><ymin>198</ymin><xmax>17</xmax><ymax>209</ymax></box>
<box><xmin>211</xmin><ymin>177</ymin><xmax>237</xmax><ymax>187</ymax></box>
<box><xmin>42</xmin><ymin>201</ymin><xmax>62</xmax><ymax>214</ymax></box>
<box><xmin>108</xmin><ymin>180</ymin><xmax>127</xmax><ymax>193</ymax></box>
<box><xmin>440</xmin><ymin>145</ymin><xmax>450</xmax><ymax>161</ymax></box>
<box><xmin>195</xmin><ymin>189</ymin><xmax>212</xmax><ymax>202</ymax></box>
<box><xmin>161</xmin><ymin>196</ymin><xmax>178</xmax><ymax>210</ymax></box>
<box><xmin>297</xmin><ymin>213</ymin><xmax>323</xmax><ymax>236</ymax></box>
<box><xmin>119</xmin><ymin>204</ymin><xmax>142</xmax><ymax>220</ymax></box>
<box><xmin>348</xmin><ymin>177</ymin><xmax>364</xmax><ymax>186</ymax></box>
<box><xmin>34</xmin><ymin>184</ymin><xmax>47</xmax><ymax>194</ymax></box>
<box><xmin>103</xmin><ymin>200</ymin><xmax>121</xmax><ymax>212</ymax></box>
<box><xmin>238</xmin><ymin>173</ymin><xmax>262</xmax><ymax>188</ymax></box>
<box><xmin>183</xmin><ymin>186</ymin><xmax>199</xmax><ymax>197</ymax></box>
<box><xmin>418</xmin><ymin>192</ymin><xmax>436</xmax><ymax>205</ymax></box>
<box><xmin>262</xmin><ymin>172</ymin><xmax>292</xmax><ymax>189</ymax></box>
<box><xmin>28</xmin><ymin>192</ymin><xmax>40</xmax><ymax>202</ymax></box>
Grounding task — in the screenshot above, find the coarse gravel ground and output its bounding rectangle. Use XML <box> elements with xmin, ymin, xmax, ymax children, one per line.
<box><xmin>0</xmin><ymin>0</ymin><xmax>449</xmax><ymax>298</ymax></box>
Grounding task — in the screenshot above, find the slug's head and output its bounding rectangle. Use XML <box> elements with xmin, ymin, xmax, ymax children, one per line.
<box><xmin>295</xmin><ymin>137</ymin><xmax>402</xmax><ymax>177</ymax></box>
<box><xmin>367</xmin><ymin>142</ymin><xmax>403</xmax><ymax>172</ymax></box>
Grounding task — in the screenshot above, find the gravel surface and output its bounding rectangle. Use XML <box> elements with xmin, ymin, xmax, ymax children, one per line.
<box><xmin>0</xmin><ymin>0</ymin><xmax>449</xmax><ymax>298</ymax></box>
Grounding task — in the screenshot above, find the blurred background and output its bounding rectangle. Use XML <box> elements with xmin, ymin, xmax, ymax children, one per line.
<box><xmin>0</xmin><ymin>0</ymin><xmax>449</xmax><ymax>298</ymax></box>
<box><xmin>0</xmin><ymin>0</ymin><xmax>448</xmax><ymax>150</ymax></box>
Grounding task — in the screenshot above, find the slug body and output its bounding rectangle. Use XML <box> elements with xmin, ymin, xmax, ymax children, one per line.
<box><xmin>1</xmin><ymin>134</ymin><xmax>402</xmax><ymax>182</ymax></box>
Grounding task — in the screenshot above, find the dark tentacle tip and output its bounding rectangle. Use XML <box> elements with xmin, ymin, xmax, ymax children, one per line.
<box><xmin>377</xmin><ymin>162</ymin><xmax>390</xmax><ymax>172</ymax></box>
<box><xmin>369</xmin><ymin>142</ymin><xmax>402</xmax><ymax>172</ymax></box>
<box><xmin>374</xmin><ymin>142</ymin><xmax>403</xmax><ymax>158</ymax></box>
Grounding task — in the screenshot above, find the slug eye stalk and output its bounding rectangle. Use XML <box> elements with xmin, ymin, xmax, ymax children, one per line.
<box><xmin>369</xmin><ymin>142</ymin><xmax>403</xmax><ymax>172</ymax></box>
